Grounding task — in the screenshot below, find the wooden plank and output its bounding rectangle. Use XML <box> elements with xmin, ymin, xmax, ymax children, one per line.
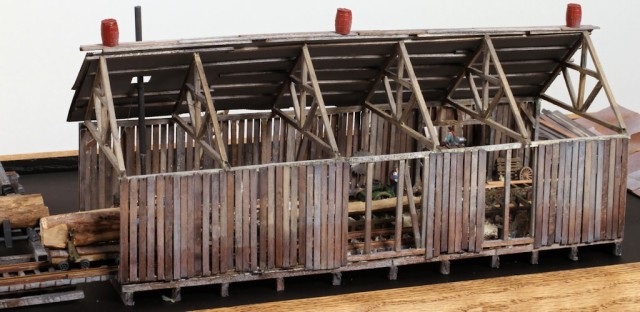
<box><xmin>289</xmin><ymin>150</ymin><xmax>299</xmax><ymax>268</ymax></box>
<box><xmin>267</xmin><ymin>166</ymin><xmax>276</xmax><ymax>269</ymax></box>
<box><xmin>305</xmin><ymin>166</ymin><xmax>314</xmax><ymax>269</ymax></box>
<box><xmin>454</xmin><ymin>153</ymin><xmax>464</xmax><ymax>253</ymax></box>
<box><xmin>605</xmin><ymin>140</ymin><xmax>615</xmax><ymax>240</ymax></box>
<box><xmin>138</xmin><ymin>178</ymin><xmax>148</xmax><ymax>281</ymax></box>
<box><xmin>448</xmin><ymin>154</ymin><xmax>457</xmax><ymax>252</ymax></box>
<box><xmin>594</xmin><ymin>141</ymin><xmax>604</xmax><ymax>241</ymax></box>
<box><xmin>313</xmin><ymin>165</ymin><xmax>322</xmax><ymax>269</ymax></box>
<box><xmin>434</xmin><ymin>153</ymin><xmax>443</xmax><ymax>256</ymax></box>
<box><xmin>235</xmin><ymin>170</ymin><xmax>243</xmax><ymax>271</ymax></box>
<box><xmin>259</xmin><ymin>119</ymin><xmax>269</xmax><ymax>269</ymax></box>
<box><xmin>469</xmin><ymin>151</ymin><xmax>478</xmax><ymax>252</ymax></box>
<box><xmin>165</xmin><ymin>176</ymin><xmax>174</xmax><ymax>280</ymax></box>
<box><xmin>582</xmin><ymin>142</ymin><xmax>593</xmax><ymax>243</ymax></box>
<box><xmin>282</xmin><ymin>164</ymin><xmax>291</xmax><ymax>268</ymax></box>
<box><xmin>394</xmin><ymin>161</ymin><xmax>405</xmax><ymax>252</ymax></box>
<box><xmin>441</xmin><ymin>153</ymin><xmax>450</xmax><ymax>253</ymax></box>
<box><xmin>342</xmin><ymin>162</ymin><xmax>350</xmax><ymax>266</ymax></box>
<box><xmin>618</xmin><ymin>138</ymin><xmax>628</xmax><ymax>239</ymax></box>
<box><xmin>611</xmin><ymin>139</ymin><xmax>622</xmax><ymax>238</ymax></box>
<box><xmin>146</xmin><ymin>177</ymin><xmax>156</xmax><ymax>280</ymax></box>
<box><xmin>201</xmin><ymin>174</ymin><xmax>211</xmax><ymax>276</ymax></box>
<box><xmin>119</xmin><ymin>178</ymin><xmax>129</xmax><ymax>282</ymax></box>
<box><xmin>218</xmin><ymin>173</ymin><xmax>228</xmax><ymax>272</ymax></box>
<box><xmin>334</xmin><ymin>162</ymin><xmax>344</xmax><ymax>266</ymax></box>
<box><xmin>175</xmin><ymin>126</ymin><xmax>186</xmax><ymax>172</ymax></box>
<box><xmin>172</xmin><ymin>175</ymin><xmax>181</xmax><ymax>279</ymax></box>
<box><xmin>574</xmin><ymin>141</ymin><xmax>585</xmax><ymax>244</ymax></box>
<box><xmin>476</xmin><ymin>150</ymin><xmax>487</xmax><ymax>250</ymax></box>
<box><xmin>179</xmin><ymin>177</ymin><xmax>189</xmax><ymax>278</ymax></box>
<box><xmin>327</xmin><ymin>164</ymin><xmax>336</xmax><ymax>269</ymax></box>
<box><xmin>548</xmin><ymin>144</ymin><xmax>559</xmax><ymax>244</ymax></box>
<box><xmin>226</xmin><ymin>171</ymin><xmax>235</xmax><ymax>270</ymax></box>
<box><xmin>561</xmin><ymin>142</ymin><xmax>572</xmax><ymax>245</ymax></box>
<box><xmin>462</xmin><ymin>151</ymin><xmax>471</xmax><ymax>251</ymax></box>
<box><xmin>542</xmin><ymin>146</ymin><xmax>551</xmax><ymax>245</ymax></box>
<box><xmin>568</xmin><ymin>141</ymin><xmax>579</xmax><ymax>245</ymax></box>
<box><xmin>242</xmin><ymin>170</ymin><xmax>251</xmax><ymax>272</ymax></box>
<box><xmin>504</xmin><ymin>149</ymin><xmax>512</xmax><ymax>241</ymax></box>
<box><xmin>156</xmin><ymin>176</ymin><xmax>166</xmax><ymax>280</ymax></box>
<box><xmin>168</xmin><ymin>123</ymin><xmax>175</xmax><ymax>173</ymax></box>
<box><xmin>404</xmin><ymin>163</ymin><xmax>422</xmax><ymax>249</ymax></box>
<box><xmin>194</xmin><ymin>174</ymin><xmax>203</xmax><ymax>276</ymax></box>
<box><xmin>128</xmin><ymin>178</ymin><xmax>139</xmax><ymax>281</ymax></box>
<box><xmin>275</xmin><ymin>165</ymin><xmax>284</xmax><ymax>268</ymax></box>
<box><xmin>555</xmin><ymin>143</ymin><xmax>566</xmax><ymax>244</ymax></box>
<box><xmin>250</xmin><ymin>169</ymin><xmax>259</xmax><ymax>271</ymax></box>
<box><xmin>588</xmin><ymin>141</ymin><xmax>598</xmax><ymax>243</ymax></box>
<box><xmin>211</xmin><ymin>173</ymin><xmax>221</xmax><ymax>274</ymax></box>
<box><xmin>364</xmin><ymin>163</ymin><xmax>373</xmax><ymax>255</ymax></box>
<box><xmin>298</xmin><ymin>165</ymin><xmax>307</xmax><ymax>266</ymax></box>
<box><xmin>320</xmin><ymin>165</ymin><xmax>329</xmax><ymax>268</ymax></box>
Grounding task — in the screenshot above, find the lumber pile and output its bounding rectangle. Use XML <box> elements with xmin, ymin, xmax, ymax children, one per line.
<box><xmin>40</xmin><ymin>207</ymin><xmax>119</xmax><ymax>249</ymax></box>
<box><xmin>348</xmin><ymin>196</ymin><xmax>421</xmax><ymax>214</ymax></box>
<box><xmin>538</xmin><ymin>109</ymin><xmax>596</xmax><ymax>140</ymax></box>
<box><xmin>0</xmin><ymin>194</ymin><xmax>49</xmax><ymax>228</ymax></box>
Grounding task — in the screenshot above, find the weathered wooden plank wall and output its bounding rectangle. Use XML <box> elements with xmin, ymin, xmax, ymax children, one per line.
<box><xmin>118</xmin><ymin>162</ymin><xmax>348</xmax><ymax>284</ymax></box>
<box><xmin>533</xmin><ymin>138</ymin><xmax>628</xmax><ymax>248</ymax></box>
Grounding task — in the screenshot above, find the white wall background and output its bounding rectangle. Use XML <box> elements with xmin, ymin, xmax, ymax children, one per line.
<box><xmin>1</xmin><ymin>0</ymin><xmax>638</xmax><ymax>156</ymax></box>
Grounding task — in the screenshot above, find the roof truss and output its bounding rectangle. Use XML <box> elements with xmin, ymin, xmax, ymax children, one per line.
<box><xmin>83</xmin><ymin>56</ymin><xmax>126</xmax><ymax>176</ymax></box>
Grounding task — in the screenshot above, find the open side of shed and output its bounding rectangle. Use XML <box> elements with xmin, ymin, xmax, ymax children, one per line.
<box><xmin>68</xmin><ymin>26</ymin><xmax>628</xmax><ymax>305</ymax></box>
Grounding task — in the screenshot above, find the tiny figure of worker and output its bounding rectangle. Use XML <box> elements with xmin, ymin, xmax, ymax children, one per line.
<box><xmin>444</xmin><ymin>126</ymin><xmax>457</xmax><ymax>147</ymax></box>
<box><xmin>389</xmin><ymin>165</ymin><xmax>399</xmax><ymax>194</ymax></box>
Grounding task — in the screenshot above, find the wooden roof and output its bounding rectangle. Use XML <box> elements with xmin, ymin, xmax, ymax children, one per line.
<box><xmin>68</xmin><ymin>26</ymin><xmax>595</xmax><ymax>121</ymax></box>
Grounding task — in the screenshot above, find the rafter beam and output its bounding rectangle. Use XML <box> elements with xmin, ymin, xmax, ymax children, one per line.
<box><xmin>364</xmin><ymin>101</ymin><xmax>434</xmax><ymax>146</ymax></box>
<box><xmin>171</xmin><ymin>113</ymin><xmax>227</xmax><ymax>168</ymax></box>
<box><xmin>446</xmin><ymin>98</ymin><xmax>525</xmax><ymax>143</ymax></box>
<box><xmin>272</xmin><ymin>108</ymin><xmax>336</xmax><ymax>156</ymax></box>
<box><xmin>539</xmin><ymin>93</ymin><xmax>623</xmax><ymax>133</ymax></box>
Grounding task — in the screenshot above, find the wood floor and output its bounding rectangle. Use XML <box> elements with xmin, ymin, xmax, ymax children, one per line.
<box><xmin>200</xmin><ymin>262</ymin><xmax>640</xmax><ymax>312</ymax></box>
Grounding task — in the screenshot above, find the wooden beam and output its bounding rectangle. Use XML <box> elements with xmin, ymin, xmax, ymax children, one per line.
<box><xmin>289</xmin><ymin>82</ymin><xmax>301</xmax><ymax>121</ymax></box>
<box><xmin>539</xmin><ymin>93</ymin><xmax>623</xmax><ymax>133</ymax></box>
<box><xmin>446</xmin><ymin>98</ymin><xmax>525</xmax><ymax>143</ymax></box>
<box><xmin>302</xmin><ymin>45</ymin><xmax>340</xmax><ymax>156</ymax></box>
<box><xmin>484</xmin><ymin>36</ymin><xmax>530</xmax><ymax>142</ymax></box>
<box><xmin>467</xmin><ymin>67</ymin><xmax>502</xmax><ymax>86</ymax></box>
<box><xmin>581</xmin><ymin>81</ymin><xmax>603</xmax><ymax>112</ymax></box>
<box><xmin>561</xmin><ymin>67</ymin><xmax>578</xmax><ymax>109</ymax></box>
<box><xmin>172</xmin><ymin>114</ymin><xmax>226</xmax><ymax>167</ymax></box>
<box><xmin>272</xmin><ymin>108</ymin><xmax>336</xmax><ymax>156</ymax></box>
<box><xmin>193</xmin><ymin>53</ymin><xmax>230</xmax><ymax>168</ymax></box>
<box><xmin>83</xmin><ymin>121</ymin><xmax>120</xmax><ymax>171</ymax></box>
<box><xmin>481</xmin><ymin>87</ymin><xmax>504</xmax><ymax>119</ymax></box>
<box><xmin>97</xmin><ymin>57</ymin><xmax>126</xmax><ymax>175</ymax></box>
<box><xmin>383</xmin><ymin>76</ymin><xmax>398</xmax><ymax>116</ymax></box>
<box><xmin>563</xmin><ymin>61</ymin><xmax>599</xmax><ymax>78</ymax></box>
<box><xmin>398</xmin><ymin>41</ymin><xmax>439</xmax><ymax>149</ymax></box>
<box><xmin>384</xmin><ymin>70</ymin><xmax>413</xmax><ymax>89</ymax></box>
<box><xmin>399</xmin><ymin>94</ymin><xmax>417</xmax><ymax>124</ymax></box>
<box><xmin>364</xmin><ymin>101</ymin><xmax>434</xmax><ymax>147</ymax></box>
<box><xmin>582</xmin><ymin>32</ymin><xmax>627</xmax><ymax>132</ymax></box>
<box><xmin>466</xmin><ymin>72</ymin><xmax>483</xmax><ymax>112</ymax></box>
<box><xmin>577</xmin><ymin>40</ymin><xmax>588</xmax><ymax>110</ymax></box>
<box><xmin>273</xmin><ymin>52</ymin><xmax>304</xmax><ymax>109</ymax></box>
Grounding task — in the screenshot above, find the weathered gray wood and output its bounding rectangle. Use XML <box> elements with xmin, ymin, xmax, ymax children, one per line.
<box><xmin>365</xmin><ymin>163</ymin><xmax>373</xmax><ymax>254</ymax></box>
<box><xmin>0</xmin><ymin>289</ymin><xmax>84</xmax><ymax>309</ymax></box>
<box><xmin>441</xmin><ymin>153</ymin><xmax>450</xmax><ymax>253</ymax></box>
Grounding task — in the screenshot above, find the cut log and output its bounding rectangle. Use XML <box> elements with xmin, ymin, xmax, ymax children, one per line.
<box><xmin>0</xmin><ymin>194</ymin><xmax>49</xmax><ymax>228</ymax></box>
<box><xmin>40</xmin><ymin>207</ymin><xmax>119</xmax><ymax>249</ymax></box>
<box><xmin>348</xmin><ymin>196</ymin><xmax>422</xmax><ymax>214</ymax></box>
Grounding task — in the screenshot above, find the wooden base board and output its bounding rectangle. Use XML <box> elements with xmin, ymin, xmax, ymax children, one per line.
<box><xmin>0</xmin><ymin>289</ymin><xmax>84</xmax><ymax>309</ymax></box>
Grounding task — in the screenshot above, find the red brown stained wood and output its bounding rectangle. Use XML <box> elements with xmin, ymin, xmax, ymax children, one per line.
<box><xmin>176</xmin><ymin>126</ymin><xmax>186</xmax><ymax>172</ymax></box>
<box><xmin>231</xmin><ymin>120</ymin><xmax>238</xmax><ymax>167</ymax></box>
<box><xmin>594</xmin><ymin>141</ymin><xmax>604</xmax><ymax>241</ymax></box>
<box><xmin>282</xmin><ymin>164</ymin><xmax>291</xmax><ymax>268</ymax></box>
<box><xmin>160</xmin><ymin>124</ymin><xmax>168</xmax><ymax>173</ymax></box>
<box><xmin>542</xmin><ymin>146</ymin><xmax>552</xmax><ymax>246</ymax></box>
<box><xmin>582</xmin><ymin>142</ymin><xmax>593</xmax><ymax>243</ymax></box>
<box><xmin>226</xmin><ymin>171</ymin><xmax>235</xmax><ymax>270</ymax></box>
<box><xmin>561</xmin><ymin>142</ymin><xmax>573</xmax><ymax>245</ymax></box>
<box><xmin>305</xmin><ymin>166</ymin><xmax>314</xmax><ymax>269</ymax></box>
<box><xmin>364</xmin><ymin>162</ymin><xmax>374</xmax><ymax>255</ymax></box>
<box><xmin>555</xmin><ymin>142</ymin><xmax>566</xmax><ymax>243</ymax></box>
<box><xmin>173</xmin><ymin>174</ymin><xmax>181</xmax><ymax>279</ymax></box>
<box><xmin>98</xmin><ymin>143</ymin><xmax>106</xmax><ymax>209</ymax></box>
<box><xmin>289</xmin><ymin>139</ymin><xmax>299</xmax><ymax>268</ymax></box>
<box><xmin>138</xmin><ymin>178</ymin><xmax>148</xmax><ymax>281</ymax></box>
<box><xmin>320</xmin><ymin>165</ymin><xmax>329</xmax><ymax>269</ymax></box>
<box><xmin>468</xmin><ymin>151</ymin><xmax>478</xmax><ymax>252</ymax></box>
<box><xmin>250</xmin><ymin>169</ymin><xmax>259</xmax><ymax>271</ymax></box>
<box><xmin>504</xmin><ymin>149</ymin><xmax>512</xmax><ymax>242</ymax></box>
<box><xmin>441</xmin><ymin>153</ymin><xmax>450</xmax><ymax>253</ymax></box>
<box><xmin>146</xmin><ymin>125</ymin><xmax>153</xmax><ymax>173</ymax></box>
<box><xmin>395</xmin><ymin>160</ymin><xmax>406</xmax><ymax>252</ymax></box>
<box><xmin>345</xmin><ymin>113</ymin><xmax>353</xmax><ymax>158</ymax></box>
<box><xmin>605</xmin><ymin>139</ymin><xmax>615</xmax><ymax>240</ymax></box>
<box><xmin>153</xmin><ymin>125</ymin><xmax>160</xmax><ymax>174</ymax></box>
<box><xmin>341</xmin><ymin>162</ymin><xmax>349</xmax><ymax>266</ymax></box>
<box><xmin>119</xmin><ymin>178</ymin><xmax>129</xmax><ymax>282</ymax></box>
<box><xmin>534</xmin><ymin>146</ymin><xmax>544</xmax><ymax>248</ymax></box>
<box><xmin>476</xmin><ymin>150</ymin><xmax>486</xmax><ymax>251</ymax></box>
<box><xmin>167</xmin><ymin>122</ymin><xmax>175</xmax><ymax>173</ymax></box>
<box><xmin>129</xmin><ymin>178</ymin><xmax>139</xmax><ymax>282</ymax></box>
<box><xmin>618</xmin><ymin>138</ymin><xmax>628</xmax><ymax>239</ymax></box>
<box><xmin>313</xmin><ymin>165</ymin><xmax>322</xmax><ymax>269</ymax></box>
<box><xmin>588</xmin><ymin>140</ymin><xmax>598</xmax><ymax>242</ymax></box>
<box><xmin>611</xmin><ymin>139</ymin><xmax>622</xmax><ymax>238</ymax></box>
<box><xmin>299</xmin><ymin>165</ymin><xmax>307</xmax><ymax>266</ymax></box>
<box><xmin>253</xmin><ymin>119</ymin><xmax>260</xmax><ymax>166</ymax></box>
<box><xmin>180</xmin><ymin>176</ymin><xmax>189</xmax><ymax>278</ymax></box>
<box><xmin>548</xmin><ymin>143</ymin><xmax>559</xmax><ymax>244</ymax></box>
<box><xmin>455</xmin><ymin>153</ymin><xmax>464</xmax><ymax>253</ymax></box>
<box><xmin>462</xmin><ymin>151</ymin><xmax>471</xmax><ymax>251</ymax></box>
<box><xmin>574</xmin><ymin>141</ymin><xmax>586</xmax><ymax>244</ymax></box>
<box><xmin>147</xmin><ymin>176</ymin><xmax>156</xmax><ymax>280</ymax></box>
<box><xmin>568</xmin><ymin>141</ymin><xmax>579</xmax><ymax>245</ymax></box>
<box><xmin>165</xmin><ymin>175</ymin><xmax>174</xmax><ymax>280</ymax></box>
<box><xmin>327</xmin><ymin>164</ymin><xmax>336</xmax><ymax>269</ymax></box>
<box><xmin>447</xmin><ymin>154</ymin><xmax>457</xmax><ymax>253</ymax></box>
<box><xmin>267</xmin><ymin>166</ymin><xmax>276</xmax><ymax>269</ymax></box>
<box><xmin>194</xmin><ymin>174</ymin><xmax>203</xmax><ymax>275</ymax></box>
<box><xmin>404</xmin><ymin>163</ymin><xmax>421</xmax><ymax>248</ymax></box>
<box><xmin>211</xmin><ymin>173</ymin><xmax>221</xmax><ymax>274</ymax></box>
<box><xmin>242</xmin><ymin>170</ymin><xmax>251</xmax><ymax>271</ymax></box>
<box><xmin>202</xmin><ymin>173</ymin><xmax>210</xmax><ymax>276</ymax></box>
<box><xmin>259</xmin><ymin>119</ymin><xmax>270</xmax><ymax>269</ymax></box>
<box><xmin>234</xmin><ymin>170</ymin><xmax>243</xmax><ymax>271</ymax></box>
<box><xmin>79</xmin><ymin>129</ymin><xmax>89</xmax><ymax>210</ymax></box>
<box><xmin>433</xmin><ymin>153</ymin><xmax>443</xmax><ymax>257</ymax></box>
<box><xmin>275</xmin><ymin>165</ymin><xmax>284</xmax><ymax>268</ymax></box>
<box><xmin>335</xmin><ymin>162</ymin><xmax>344</xmax><ymax>266</ymax></box>
<box><xmin>90</xmin><ymin>136</ymin><xmax>98</xmax><ymax>209</ymax></box>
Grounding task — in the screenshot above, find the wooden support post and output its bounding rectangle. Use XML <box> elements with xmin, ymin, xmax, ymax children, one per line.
<box><xmin>613</xmin><ymin>242</ymin><xmax>622</xmax><ymax>257</ymax></box>
<box><xmin>568</xmin><ymin>247</ymin><xmax>579</xmax><ymax>261</ymax></box>
<box><xmin>171</xmin><ymin>287</ymin><xmax>182</xmax><ymax>302</ymax></box>
<box><xmin>332</xmin><ymin>272</ymin><xmax>342</xmax><ymax>286</ymax></box>
<box><xmin>439</xmin><ymin>260</ymin><xmax>450</xmax><ymax>275</ymax></box>
<box><xmin>491</xmin><ymin>255</ymin><xmax>500</xmax><ymax>269</ymax></box>
<box><xmin>388</xmin><ymin>263</ymin><xmax>398</xmax><ymax>281</ymax></box>
<box><xmin>220</xmin><ymin>283</ymin><xmax>230</xmax><ymax>297</ymax></box>
<box><xmin>530</xmin><ymin>251</ymin><xmax>539</xmax><ymax>265</ymax></box>
<box><xmin>276</xmin><ymin>277</ymin><xmax>285</xmax><ymax>292</ymax></box>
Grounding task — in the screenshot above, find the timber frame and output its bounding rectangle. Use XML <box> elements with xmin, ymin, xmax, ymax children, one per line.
<box><xmin>68</xmin><ymin>26</ymin><xmax>629</xmax><ymax>306</ymax></box>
